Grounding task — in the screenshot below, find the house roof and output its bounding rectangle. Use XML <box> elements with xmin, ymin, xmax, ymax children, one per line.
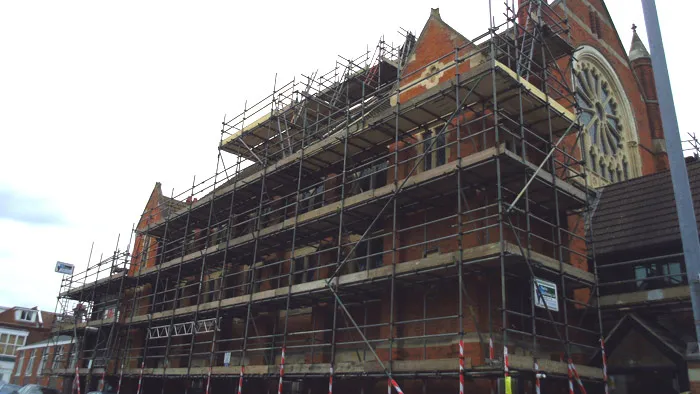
<box><xmin>591</xmin><ymin>160</ymin><xmax>700</xmax><ymax>255</ymax></box>
<box><xmin>0</xmin><ymin>307</ymin><xmax>56</xmax><ymax>330</ymax></box>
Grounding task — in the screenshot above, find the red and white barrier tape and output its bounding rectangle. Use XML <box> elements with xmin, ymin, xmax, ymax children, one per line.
<box><xmin>567</xmin><ymin>361</ymin><xmax>574</xmax><ymax>394</ymax></box>
<box><xmin>98</xmin><ymin>369</ymin><xmax>106</xmax><ymax>392</ymax></box>
<box><xmin>328</xmin><ymin>366</ymin><xmax>333</xmax><ymax>394</ymax></box>
<box><xmin>205</xmin><ymin>365</ymin><xmax>212</xmax><ymax>394</ymax></box>
<box><xmin>136</xmin><ymin>361</ymin><xmax>145</xmax><ymax>394</ymax></box>
<box><xmin>601</xmin><ymin>338</ymin><xmax>609</xmax><ymax>394</ymax></box>
<box><xmin>489</xmin><ymin>337</ymin><xmax>494</xmax><ymax>360</ymax></box>
<box><xmin>534</xmin><ymin>360</ymin><xmax>541</xmax><ymax>394</ymax></box>
<box><xmin>73</xmin><ymin>366</ymin><xmax>81</xmax><ymax>394</ymax></box>
<box><xmin>568</xmin><ymin>359</ymin><xmax>588</xmax><ymax>394</ymax></box>
<box><xmin>277</xmin><ymin>346</ymin><xmax>286</xmax><ymax>394</ymax></box>
<box><xmin>390</xmin><ymin>378</ymin><xmax>404</xmax><ymax>394</ymax></box>
<box><xmin>459</xmin><ymin>340</ymin><xmax>465</xmax><ymax>394</ymax></box>
<box><xmin>503</xmin><ymin>346</ymin><xmax>509</xmax><ymax>376</ymax></box>
<box><xmin>237</xmin><ymin>366</ymin><xmax>244</xmax><ymax>394</ymax></box>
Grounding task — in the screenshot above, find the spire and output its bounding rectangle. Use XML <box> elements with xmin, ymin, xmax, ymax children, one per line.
<box><xmin>629</xmin><ymin>24</ymin><xmax>651</xmax><ymax>62</ymax></box>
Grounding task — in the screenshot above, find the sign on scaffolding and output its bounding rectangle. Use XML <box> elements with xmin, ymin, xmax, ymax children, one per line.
<box><xmin>55</xmin><ymin>261</ymin><xmax>75</xmax><ymax>275</ymax></box>
<box><xmin>224</xmin><ymin>352</ymin><xmax>231</xmax><ymax>367</ymax></box>
<box><xmin>533</xmin><ymin>278</ymin><xmax>559</xmax><ymax>312</ymax></box>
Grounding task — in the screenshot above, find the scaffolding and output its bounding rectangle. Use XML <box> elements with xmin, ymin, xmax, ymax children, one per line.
<box><xmin>48</xmin><ymin>2</ymin><xmax>609</xmax><ymax>393</ymax></box>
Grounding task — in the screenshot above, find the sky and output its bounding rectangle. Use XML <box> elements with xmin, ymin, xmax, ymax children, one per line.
<box><xmin>0</xmin><ymin>0</ymin><xmax>694</xmax><ymax>312</ymax></box>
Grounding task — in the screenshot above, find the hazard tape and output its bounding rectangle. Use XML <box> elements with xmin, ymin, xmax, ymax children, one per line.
<box><xmin>98</xmin><ymin>369</ymin><xmax>105</xmax><ymax>392</ymax></box>
<box><xmin>567</xmin><ymin>360</ymin><xmax>574</xmax><ymax>394</ymax></box>
<box><xmin>328</xmin><ymin>366</ymin><xmax>333</xmax><ymax>394</ymax></box>
<box><xmin>489</xmin><ymin>337</ymin><xmax>494</xmax><ymax>360</ymax></box>
<box><xmin>73</xmin><ymin>366</ymin><xmax>81</xmax><ymax>394</ymax></box>
<box><xmin>390</xmin><ymin>378</ymin><xmax>404</xmax><ymax>394</ymax></box>
<box><xmin>205</xmin><ymin>365</ymin><xmax>212</xmax><ymax>394</ymax></box>
<box><xmin>503</xmin><ymin>346</ymin><xmax>509</xmax><ymax>376</ymax></box>
<box><xmin>568</xmin><ymin>359</ymin><xmax>588</xmax><ymax>394</ymax></box>
<box><xmin>136</xmin><ymin>361</ymin><xmax>145</xmax><ymax>394</ymax></box>
<box><xmin>534</xmin><ymin>360</ymin><xmax>541</xmax><ymax>394</ymax></box>
<box><xmin>277</xmin><ymin>346</ymin><xmax>286</xmax><ymax>394</ymax></box>
<box><xmin>601</xmin><ymin>338</ymin><xmax>609</xmax><ymax>394</ymax></box>
<box><xmin>238</xmin><ymin>366</ymin><xmax>244</xmax><ymax>394</ymax></box>
<box><xmin>459</xmin><ymin>340</ymin><xmax>465</xmax><ymax>394</ymax></box>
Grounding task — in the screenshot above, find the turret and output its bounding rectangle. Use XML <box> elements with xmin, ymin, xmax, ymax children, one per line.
<box><xmin>630</xmin><ymin>24</ymin><xmax>668</xmax><ymax>170</ymax></box>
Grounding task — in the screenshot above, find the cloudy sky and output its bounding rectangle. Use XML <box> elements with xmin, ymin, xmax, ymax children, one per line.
<box><xmin>0</xmin><ymin>1</ymin><xmax>693</xmax><ymax>312</ymax></box>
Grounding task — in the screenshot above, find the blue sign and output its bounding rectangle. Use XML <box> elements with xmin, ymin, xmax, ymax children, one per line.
<box><xmin>55</xmin><ymin>261</ymin><xmax>74</xmax><ymax>275</ymax></box>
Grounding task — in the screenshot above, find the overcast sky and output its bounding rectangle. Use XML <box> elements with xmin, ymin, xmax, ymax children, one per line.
<box><xmin>0</xmin><ymin>1</ymin><xmax>693</xmax><ymax>312</ymax></box>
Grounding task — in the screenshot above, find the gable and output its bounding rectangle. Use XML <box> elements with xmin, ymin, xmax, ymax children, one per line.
<box><xmin>396</xmin><ymin>9</ymin><xmax>484</xmax><ymax>104</ymax></box>
<box><xmin>608</xmin><ymin>327</ymin><xmax>676</xmax><ymax>368</ymax></box>
<box><xmin>137</xmin><ymin>183</ymin><xmax>164</xmax><ymax>231</ymax></box>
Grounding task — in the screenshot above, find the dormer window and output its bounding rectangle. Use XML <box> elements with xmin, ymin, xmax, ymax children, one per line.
<box><xmin>18</xmin><ymin>310</ymin><xmax>35</xmax><ymax>322</ymax></box>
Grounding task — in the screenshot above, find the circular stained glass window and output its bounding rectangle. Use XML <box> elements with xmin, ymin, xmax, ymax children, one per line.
<box><xmin>573</xmin><ymin>47</ymin><xmax>640</xmax><ymax>185</ymax></box>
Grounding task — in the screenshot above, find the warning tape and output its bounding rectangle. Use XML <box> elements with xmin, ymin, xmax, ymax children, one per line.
<box><xmin>489</xmin><ymin>337</ymin><xmax>494</xmax><ymax>360</ymax></box>
<box><xmin>568</xmin><ymin>359</ymin><xmax>588</xmax><ymax>394</ymax></box>
<box><xmin>534</xmin><ymin>360</ymin><xmax>541</xmax><ymax>394</ymax></box>
<box><xmin>567</xmin><ymin>360</ymin><xmax>574</xmax><ymax>394</ymax></box>
<box><xmin>389</xmin><ymin>378</ymin><xmax>404</xmax><ymax>394</ymax></box>
<box><xmin>238</xmin><ymin>366</ymin><xmax>244</xmax><ymax>394</ymax></box>
<box><xmin>601</xmin><ymin>338</ymin><xmax>609</xmax><ymax>394</ymax></box>
<box><xmin>98</xmin><ymin>369</ymin><xmax>106</xmax><ymax>392</ymax></box>
<box><xmin>459</xmin><ymin>340</ymin><xmax>465</xmax><ymax>394</ymax></box>
<box><xmin>328</xmin><ymin>366</ymin><xmax>333</xmax><ymax>394</ymax></box>
<box><xmin>205</xmin><ymin>365</ymin><xmax>212</xmax><ymax>394</ymax></box>
<box><xmin>136</xmin><ymin>361</ymin><xmax>145</xmax><ymax>394</ymax></box>
<box><xmin>73</xmin><ymin>366</ymin><xmax>81</xmax><ymax>394</ymax></box>
<box><xmin>503</xmin><ymin>346</ymin><xmax>509</xmax><ymax>376</ymax></box>
<box><xmin>277</xmin><ymin>346</ymin><xmax>286</xmax><ymax>394</ymax></box>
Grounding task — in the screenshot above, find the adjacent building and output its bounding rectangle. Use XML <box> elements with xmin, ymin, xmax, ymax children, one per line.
<box><xmin>592</xmin><ymin>157</ymin><xmax>700</xmax><ymax>393</ymax></box>
<box><xmin>0</xmin><ymin>307</ymin><xmax>55</xmax><ymax>384</ymax></box>
<box><xmin>10</xmin><ymin>336</ymin><xmax>74</xmax><ymax>390</ymax></box>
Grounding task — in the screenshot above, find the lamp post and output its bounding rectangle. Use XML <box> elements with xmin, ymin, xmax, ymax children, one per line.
<box><xmin>641</xmin><ymin>0</ymin><xmax>700</xmax><ymax>348</ymax></box>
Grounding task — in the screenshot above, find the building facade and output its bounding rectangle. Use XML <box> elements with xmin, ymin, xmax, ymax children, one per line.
<box><xmin>46</xmin><ymin>1</ymin><xmax>678</xmax><ymax>393</ymax></box>
<box><xmin>0</xmin><ymin>307</ymin><xmax>55</xmax><ymax>384</ymax></box>
<box><xmin>591</xmin><ymin>158</ymin><xmax>700</xmax><ymax>393</ymax></box>
<box><xmin>10</xmin><ymin>336</ymin><xmax>73</xmax><ymax>391</ymax></box>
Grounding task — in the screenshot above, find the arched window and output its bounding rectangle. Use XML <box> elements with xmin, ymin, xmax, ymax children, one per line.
<box><xmin>573</xmin><ymin>46</ymin><xmax>641</xmax><ymax>186</ymax></box>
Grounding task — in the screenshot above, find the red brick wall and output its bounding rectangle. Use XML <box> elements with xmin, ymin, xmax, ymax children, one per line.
<box><xmin>561</xmin><ymin>0</ymin><xmax>666</xmax><ymax>175</ymax></box>
<box><xmin>129</xmin><ymin>185</ymin><xmax>165</xmax><ymax>276</ymax></box>
<box><xmin>10</xmin><ymin>345</ymin><xmax>68</xmax><ymax>391</ymax></box>
<box><xmin>398</xmin><ymin>11</ymin><xmax>477</xmax><ymax>105</ymax></box>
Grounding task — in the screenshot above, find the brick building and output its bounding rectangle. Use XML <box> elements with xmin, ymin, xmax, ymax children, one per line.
<box><xmin>45</xmin><ymin>1</ymin><xmax>681</xmax><ymax>393</ymax></box>
<box><xmin>0</xmin><ymin>307</ymin><xmax>56</xmax><ymax>384</ymax></box>
<box><xmin>589</xmin><ymin>158</ymin><xmax>700</xmax><ymax>393</ymax></box>
<box><xmin>10</xmin><ymin>335</ymin><xmax>73</xmax><ymax>391</ymax></box>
